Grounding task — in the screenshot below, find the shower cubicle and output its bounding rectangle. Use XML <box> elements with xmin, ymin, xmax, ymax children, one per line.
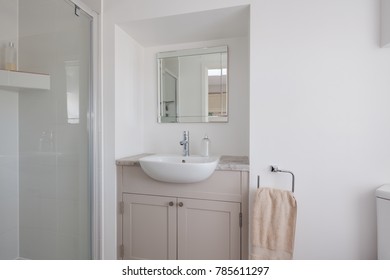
<box><xmin>0</xmin><ymin>0</ymin><xmax>97</xmax><ymax>259</ymax></box>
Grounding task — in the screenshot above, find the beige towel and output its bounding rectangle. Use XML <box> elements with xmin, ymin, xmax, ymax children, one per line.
<box><xmin>250</xmin><ymin>187</ymin><xmax>297</xmax><ymax>260</ymax></box>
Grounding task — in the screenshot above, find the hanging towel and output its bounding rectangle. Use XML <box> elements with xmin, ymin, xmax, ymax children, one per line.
<box><xmin>250</xmin><ymin>187</ymin><xmax>297</xmax><ymax>260</ymax></box>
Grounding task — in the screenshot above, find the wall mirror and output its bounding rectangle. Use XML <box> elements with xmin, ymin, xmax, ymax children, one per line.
<box><xmin>157</xmin><ymin>46</ymin><xmax>228</xmax><ymax>123</ymax></box>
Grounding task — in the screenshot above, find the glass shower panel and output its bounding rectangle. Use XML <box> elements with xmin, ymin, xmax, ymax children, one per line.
<box><xmin>0</xmin><ymin>0</ymin><xmax>19</xmax><ymax>260</ymax></box>
<box><xmin>18</xmin><ymin>0</ymin><xmax>92</xmax><ymax>259</ymax></box>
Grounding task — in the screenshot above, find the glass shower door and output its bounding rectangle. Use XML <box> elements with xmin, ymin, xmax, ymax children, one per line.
<box><xmin>18</xmin><ymin>0</ymin><xmax>92</xmax><ymax>259</ymax></box>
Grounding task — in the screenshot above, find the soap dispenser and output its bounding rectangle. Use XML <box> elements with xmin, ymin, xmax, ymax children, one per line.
<box><xmin>5</xmin><ymin>42</ymin><xmax>17</xmax><ymax>71</ymax></box>
<box><xmin>201</xmin><ymin>135</ymin><xmax>210</xmax><ymax>157</ymax></box>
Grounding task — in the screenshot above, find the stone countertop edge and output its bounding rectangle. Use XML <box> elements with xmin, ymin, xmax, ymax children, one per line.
<box><xmin>115</xmin><ymin>153</ymin><xmax>151</xmax><ymax>166</ymax></box>
<box><xmin>115</xmin><ymin>154</ymin><xmax>249</xmax><ymax>171</ymax></box>
<box><xmin>216</xmin><ymin>155</ymin><xmax>249</xmax><ymax>171</ymax></box>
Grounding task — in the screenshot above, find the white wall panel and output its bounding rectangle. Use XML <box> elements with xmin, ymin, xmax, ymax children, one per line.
<box><xmin>0</xmin><ymin>0</ymin><xmax>19</xmax><ymax>260</ymax></box>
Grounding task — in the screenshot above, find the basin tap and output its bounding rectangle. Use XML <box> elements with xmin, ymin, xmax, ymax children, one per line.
<box><xmin>180</xmin><ymin>131</ymin><xmax>190</xmax><ymax>156</ymax></box>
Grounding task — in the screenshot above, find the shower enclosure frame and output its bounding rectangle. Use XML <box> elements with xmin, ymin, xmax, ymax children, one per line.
<box><xmin>66</xmin><ymin>0</ymin><xmax>102</xmax><ymax>260</ymax></box>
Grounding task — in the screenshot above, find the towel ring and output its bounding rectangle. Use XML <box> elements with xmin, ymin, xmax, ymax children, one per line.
<box><xmin>270</xmin><ymin>165</ymin><xmax>295</xmax><ymax>193</ymax></box>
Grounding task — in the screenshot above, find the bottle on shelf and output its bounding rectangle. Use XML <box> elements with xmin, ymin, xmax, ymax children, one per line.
<box><xmin>4</xmin><ymin>42</ymin><xmax>17</xmax><ymax>71</ymax></box>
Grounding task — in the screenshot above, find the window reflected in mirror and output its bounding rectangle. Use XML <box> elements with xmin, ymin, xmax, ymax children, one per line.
<box><xmin>208</xmin><ymin>67</ymin><xmax>227</xmax><ymax>117</ymax></box>
<box><xmin>65</xmin><ymin>61</ymin><xmax>80</xmax><ymax>124</ymax></box>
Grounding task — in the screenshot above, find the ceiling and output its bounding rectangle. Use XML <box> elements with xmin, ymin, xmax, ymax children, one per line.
<box><xmin>119</xmin><ymin>5</ymin><xmax>250</xmax><ymax>47</ymax></box>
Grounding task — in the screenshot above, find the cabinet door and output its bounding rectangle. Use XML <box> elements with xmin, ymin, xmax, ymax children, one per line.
<box><xmin>122</xmin><ymin>194</ymin><xmax>177</xmax><ymax>260</ymax></box>
<box><xmin>177</xmin><ymin>198</ymin><xmax>241</xmax><ymax>260</ymax></box>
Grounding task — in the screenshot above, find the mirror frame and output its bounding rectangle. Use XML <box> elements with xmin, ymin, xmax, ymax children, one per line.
<box><xmin>157</xmin><ymin>46</ymin><xmax>228</xmax><ymax>123</ymax></box>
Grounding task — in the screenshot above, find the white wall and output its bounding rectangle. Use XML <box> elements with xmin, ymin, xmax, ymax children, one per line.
<box><xmin>250</xmin><ymin>0</ymin><xmax>390</xmax><ymax>259</ymax></box>
<box><xmin>104</xmin><ymin>0</ymin><xmax>390</xmax><ymax>259</ymax></box>
<box><xmin>114</xmin><ymin>26</ymin><xmax>145</xmax><ymax>159</ymax></box>
<box><xmin>0</xmin><ymin>0</ymin><xmax>19</xmax><ymax>260</ymax></box>
<box><xmin>80</xmin><ymin>0</ymin><xmax>101</xmax><ymax>13</ymax></box>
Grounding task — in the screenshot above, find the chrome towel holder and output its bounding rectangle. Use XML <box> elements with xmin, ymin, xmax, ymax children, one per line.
<box><xmin>257</xmin><ymin>165</ymin><xmax>295</xmax><ymax>193</ymax></box>
<box><xmin>271</xmin><ymin>165</ymin><xmax>295</xmax><ymax>193</ymax></box>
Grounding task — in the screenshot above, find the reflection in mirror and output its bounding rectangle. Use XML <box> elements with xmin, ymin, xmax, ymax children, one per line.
<box><xmin>157</xmin><ymin>46</ymin><xmax>228</xmax><ymax>123</ymax></box>
<box><xmin>65</xmin><ymin>61</ymin><xmax>80</xmax><ymax>124</ymax></box>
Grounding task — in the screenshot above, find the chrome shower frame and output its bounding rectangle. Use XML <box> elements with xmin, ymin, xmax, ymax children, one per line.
<box><xmin>67</xmin><ymin>0</ymin><xmax>102</xmax><ymax>260</ymax></box>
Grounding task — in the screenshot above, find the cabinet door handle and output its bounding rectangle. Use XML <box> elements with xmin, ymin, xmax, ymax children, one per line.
<box><xmin>169</xmin><ymin>201</ymin><xmax>174</xmax><ymax>206</ymax></box>
<box><xmin>178</xmin><ymin>202</ymin><xmax>184</xmax><ymax>207</ymax></box>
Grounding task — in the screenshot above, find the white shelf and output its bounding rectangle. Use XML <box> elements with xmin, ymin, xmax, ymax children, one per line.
<box><xmin>0</xmin><ymin>69</ymin><xmax>50</xmax><ymax>91</ymax></box>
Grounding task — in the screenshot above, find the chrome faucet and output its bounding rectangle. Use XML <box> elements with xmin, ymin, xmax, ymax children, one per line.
<box><xmin>180</xmin><ymin>131</ymin><xmax>190</xmax><ymax>156</ymax></box>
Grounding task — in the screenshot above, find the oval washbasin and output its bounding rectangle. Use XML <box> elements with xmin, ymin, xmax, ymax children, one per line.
<box><xmin>139</xmin><ymin>154</ymin><xmax>220</xmax><ymax>184</ymax></box>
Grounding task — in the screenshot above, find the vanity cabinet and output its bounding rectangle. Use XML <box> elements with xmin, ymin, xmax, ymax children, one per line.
<box><xmin>116</xmin><ymin>155</ymin><xmax>249</xmax><ymax>260</ymax></box>
<box><xmin>122</xmin><ymin>194</ymin><xmax>176</xmax><ymax>260</ymax></box>
<box><xmin>122</xmin><ymin>193</ymin><xmax>240</xmax><ymax>260</ymax></box>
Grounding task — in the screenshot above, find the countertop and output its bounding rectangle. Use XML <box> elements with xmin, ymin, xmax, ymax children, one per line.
<box><xmin>116</xmin><ymin>154</ymin><xmax>249</xmax><ymax>172</ymax></box>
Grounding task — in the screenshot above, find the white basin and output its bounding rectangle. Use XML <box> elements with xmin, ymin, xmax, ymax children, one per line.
<box><xmin>139</xmin><ymin>154</ymin><xmax>219</xmax><ymax>184</ymax></box>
